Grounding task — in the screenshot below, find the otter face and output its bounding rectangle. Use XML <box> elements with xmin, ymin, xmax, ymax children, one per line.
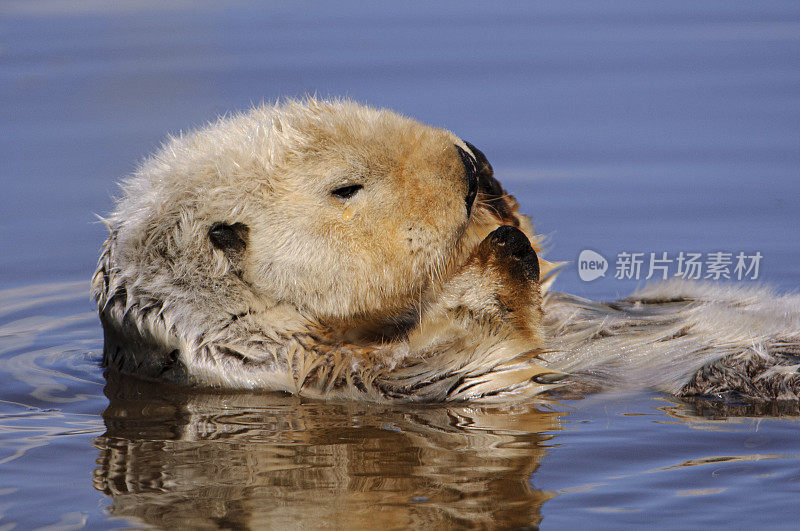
<box><xmin>241</xmin><ymin>116</ymin><xmax>481</xmax><ymax>319</ymax></box>
<box><xmin>257</xmin><ymin>137</ymin><xmax>483</xmax><ymax>320</ymax></box>
<box><xmin>112</xmin><ymin>100</ymin><xmax>490</xmax><ymax>323</ymax></box>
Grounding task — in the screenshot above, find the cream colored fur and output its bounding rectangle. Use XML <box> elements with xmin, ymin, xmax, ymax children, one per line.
<box><xmin>92</xmin><ymin>98</ymin><xmax>800</xmax><ymax>403</ymax></box>
<box><xmin>544</xmin><ymin>281</ymin><xmax>800</xmax><ymax>400</ymax></box>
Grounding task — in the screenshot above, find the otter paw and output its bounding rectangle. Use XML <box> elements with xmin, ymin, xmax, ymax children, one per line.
<box><xmin>483</xmin><ymin>225</ymin><xmax>540</xmax><ymax>283</ymax></box>
<box><xmin>428</xmin><ymin>224</ymin><xmax>543</xmax><ymax>339</ymax></box>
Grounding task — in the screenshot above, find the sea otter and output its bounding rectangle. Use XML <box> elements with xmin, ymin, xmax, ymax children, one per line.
<box><xmin>92</xmin><ymin>98</ymin><xmax>800</xmax><ymax>402</ymax></box>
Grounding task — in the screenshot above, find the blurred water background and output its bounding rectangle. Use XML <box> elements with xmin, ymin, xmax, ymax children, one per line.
<box><xmin>1</xmin><ymin>1</ymin><xmax>798</xmax><ymax>528</ymax></box>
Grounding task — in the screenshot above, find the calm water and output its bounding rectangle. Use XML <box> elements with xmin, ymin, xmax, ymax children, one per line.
<box><xmin>1</xmin><ymin>2</ymin><xmax>799</xmax><ymax>528</ymax></box>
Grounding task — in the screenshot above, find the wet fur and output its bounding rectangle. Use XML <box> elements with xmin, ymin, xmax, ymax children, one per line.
<box><xmin>545</xmin><ymin>281</ymin><xmax>800</xmax><ymax>400</ymax></box>
<box><xmin>92</xmin><ymin>98</ymin><xmax>800</xmax><ymax>403</ymax></box>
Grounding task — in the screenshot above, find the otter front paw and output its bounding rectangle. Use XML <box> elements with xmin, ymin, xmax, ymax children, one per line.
<box><xmin>433</xmin><ymin>225</ymin><xmax>544</xmax><ymax>340</ymax></box>
<box><xmin>480</xmin><ymin>224</ymin><xmax>540</xmax><ymax>283</ymax></box>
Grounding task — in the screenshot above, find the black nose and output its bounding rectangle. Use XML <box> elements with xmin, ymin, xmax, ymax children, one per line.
<box><xmin>456</xmin><ymin>145</ymin><xmax>479</xmax><ymax>217</ymax></box>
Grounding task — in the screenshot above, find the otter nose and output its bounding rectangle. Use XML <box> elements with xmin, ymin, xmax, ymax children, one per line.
<box><xmin>456</xmin><ymin>145</ymin><xmax>479</xmax><ymax>217</ymax></box>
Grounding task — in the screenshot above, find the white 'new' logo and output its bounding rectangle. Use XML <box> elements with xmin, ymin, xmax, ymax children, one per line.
<box><xmin>578</xmin><ymin>250</ymin><xmax>607</xmax><ymax>281</ymax></box>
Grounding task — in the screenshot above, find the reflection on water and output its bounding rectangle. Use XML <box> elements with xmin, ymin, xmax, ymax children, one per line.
<box><xmin>660</xmin><ymin>395</ymin><xmax>800</xmax><ymax>423</ymax></box>
<box><xmin>90</xmin><ymin>373</ymin><xmax>800</xmax><ymax>528</ymax></box>
<box><xmin>1</xmin><ymin>282</ymin><xmax>800</xmax><ymax>528</ymax></box>
<box><xmin>93</xmin><ymin>373</ymin><xmax>560</xmax><ymax>528</ymax></box>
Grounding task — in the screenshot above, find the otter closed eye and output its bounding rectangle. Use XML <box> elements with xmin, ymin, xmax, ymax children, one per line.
<box><xmin>331</xmin><ymin>184</ymin><xmax>363</xmax><ymax>200</ymax></box>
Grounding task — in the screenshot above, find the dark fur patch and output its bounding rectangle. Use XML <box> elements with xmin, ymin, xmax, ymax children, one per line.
<box><xmin>209</xmin><ymin>222</ymin><xmax>249</xmax><ymax>253</ymax></box>
<box><xmin>158</xmin><ymin>350</ymin><xmax>181</xmax><ymax>377</ymax></box>
<box><xmin>681</xmin><ymin>350</ymin><xmax>800</xmax><ymax>399</ymax></box>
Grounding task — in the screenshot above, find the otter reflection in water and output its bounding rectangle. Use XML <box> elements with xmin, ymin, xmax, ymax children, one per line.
<box><xmin>92</xmin><ymin>372</ymin><xmax>561</xmax><ymax>529</ymax></box>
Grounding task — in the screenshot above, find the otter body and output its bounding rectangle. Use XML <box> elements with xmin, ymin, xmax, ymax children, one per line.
<box><xmin>92</xmin><ymin>99</ymin><xmax>800</xmax><ymax>402</ymax></box>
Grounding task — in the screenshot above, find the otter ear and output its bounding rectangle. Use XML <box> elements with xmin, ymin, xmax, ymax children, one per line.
<box><xmin>209</xmin><ymin>222</ymin><xmax>249</xmax><ymax>253</ymax></box>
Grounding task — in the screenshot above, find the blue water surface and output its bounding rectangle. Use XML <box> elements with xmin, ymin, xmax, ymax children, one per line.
<box><xmin>1</xmin><ymin>1</ymin><xmax>798</xmax><ymax>528</ymax></box>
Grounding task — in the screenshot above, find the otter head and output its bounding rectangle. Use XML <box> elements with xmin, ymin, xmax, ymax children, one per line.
<box><xmin>241</xmin><ymin>102</ymin><xmax>486</xmax><ymax>320</ymax></box>
<box><xmin>107</xmin><ymin>99</ymin><xmax>493</xmax><ymax>324</ymax></box>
